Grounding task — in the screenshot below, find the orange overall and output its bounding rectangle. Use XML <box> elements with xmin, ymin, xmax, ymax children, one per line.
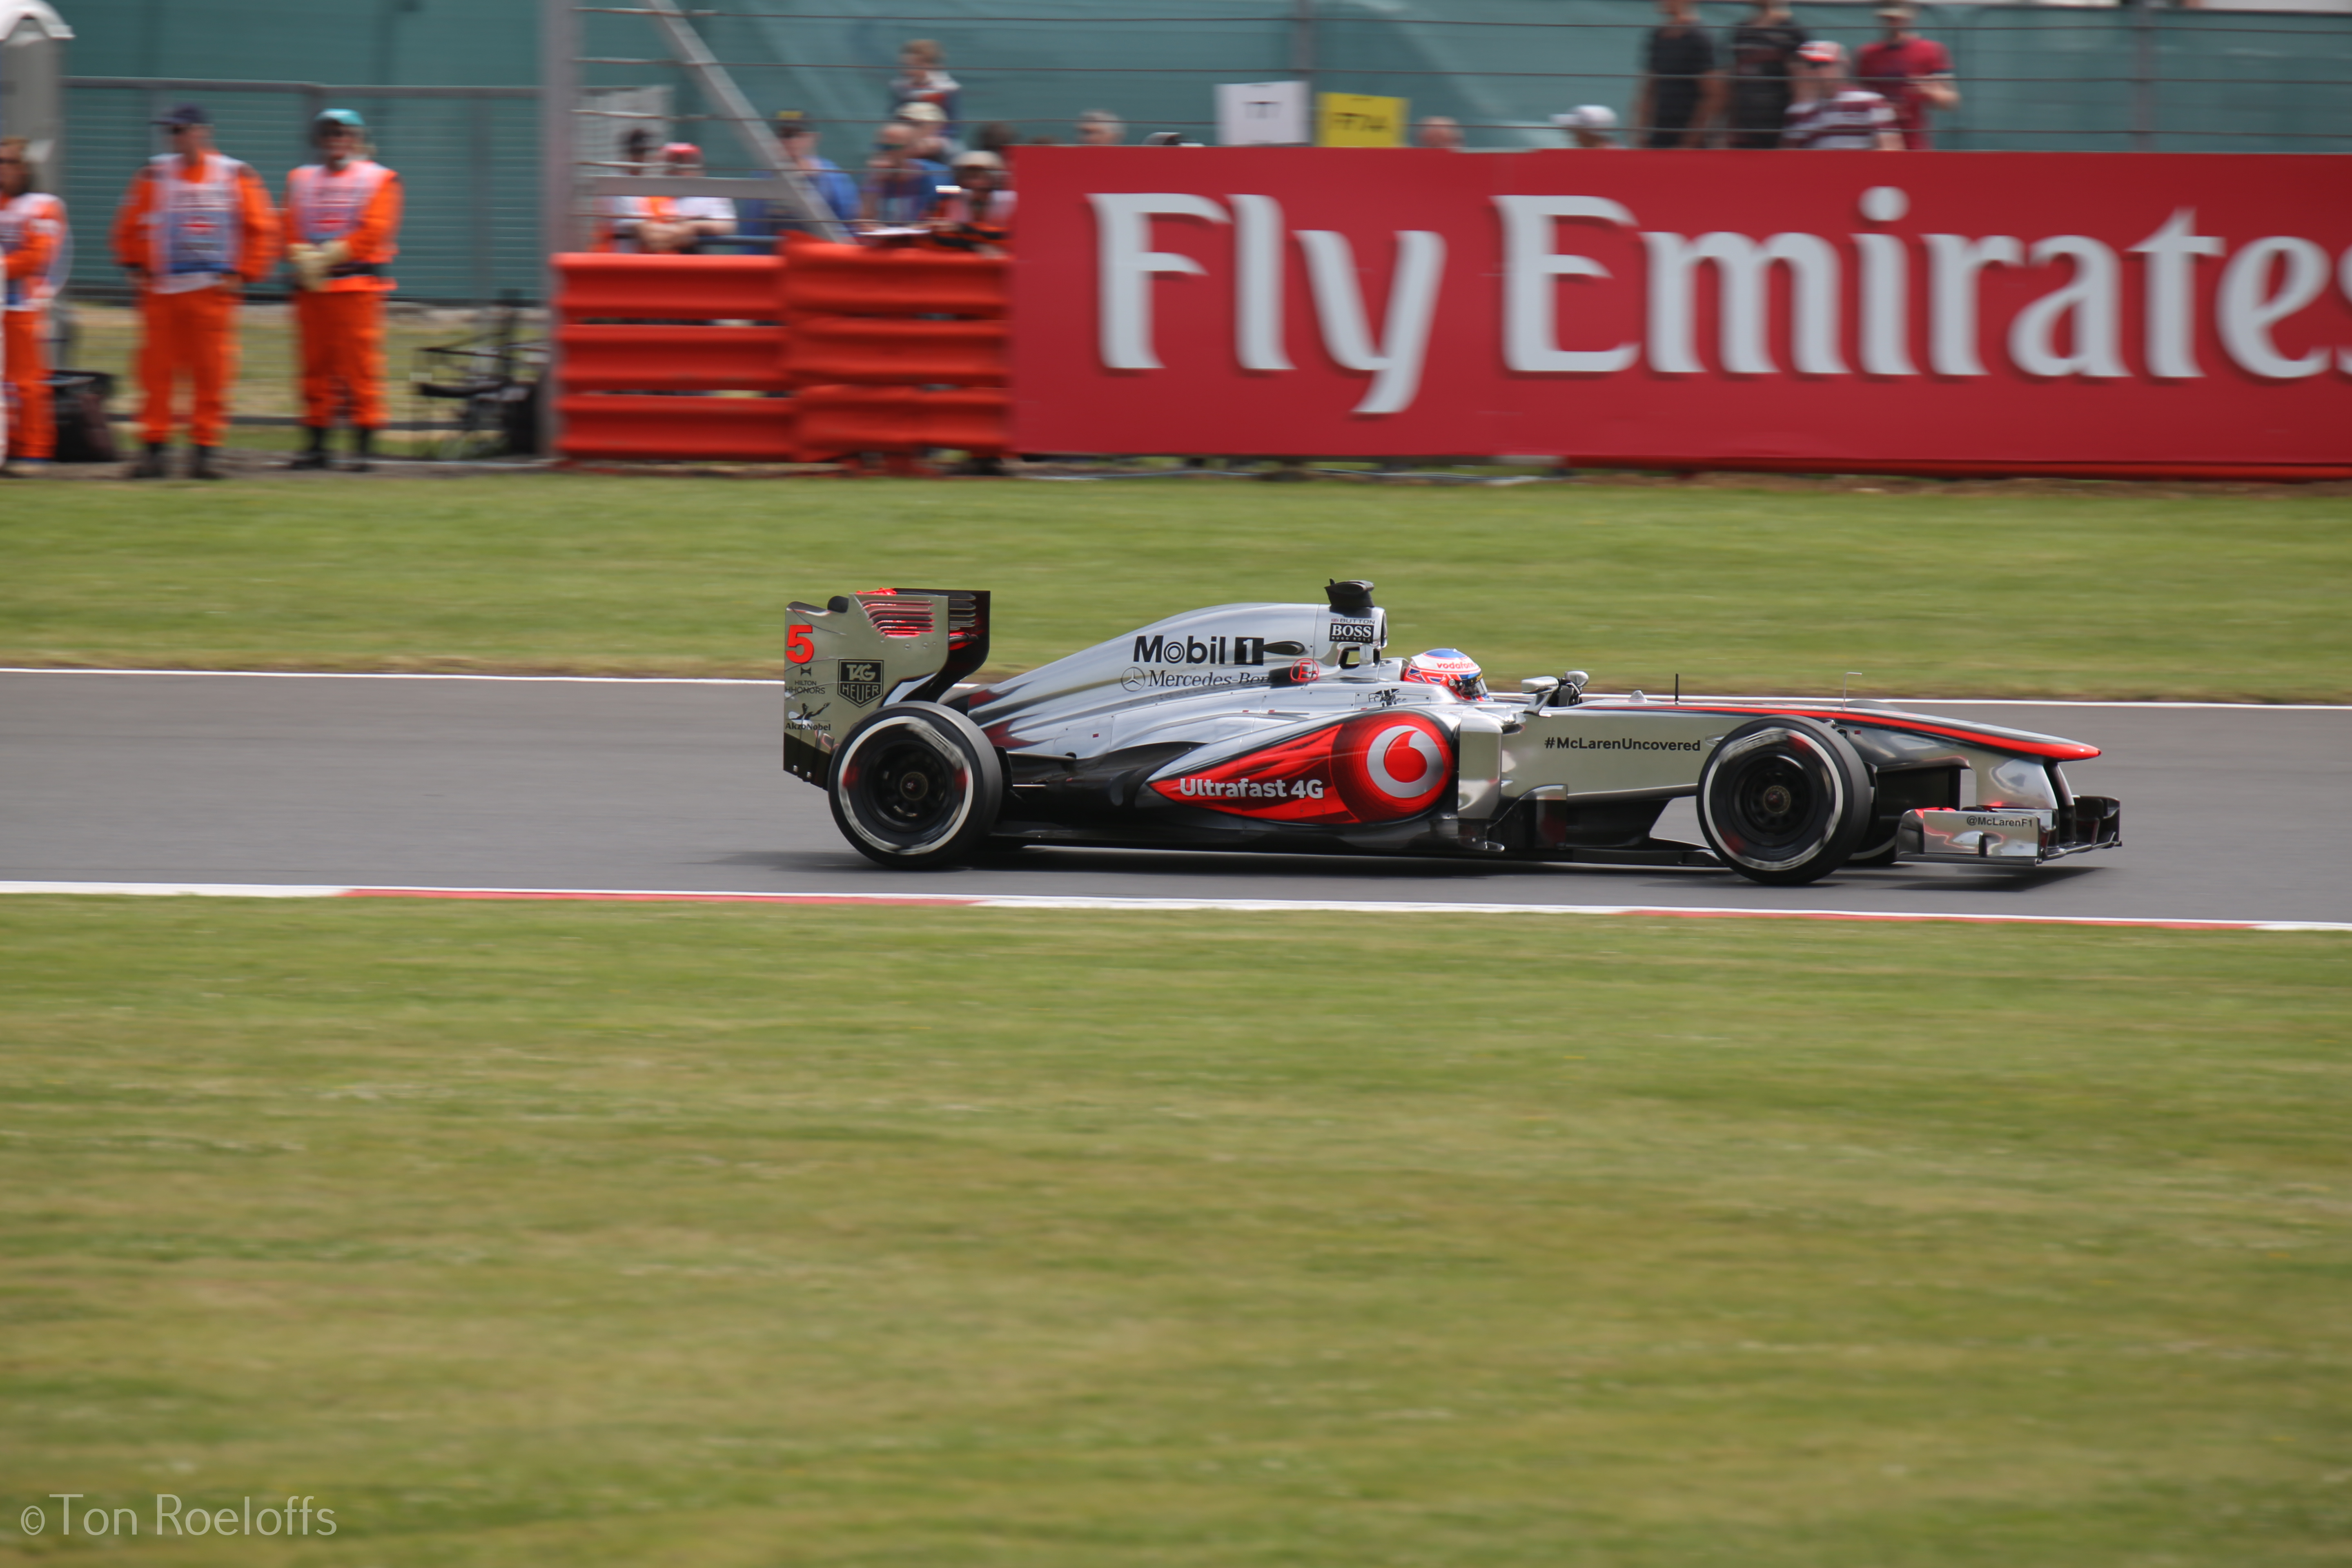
<box><xmin>283</xmin><ymin>159</ymin><xmax>402</xmax><ymax>429</ymax></box>
<box><xmin>111</xmin><ymin>153</ymin><xmax>278</xmax><ymax>447</ymax></box>
<box><xmin>1</xmin><ymin>190</ymin><xmax>66</xmax><ymax>460</ymax></box>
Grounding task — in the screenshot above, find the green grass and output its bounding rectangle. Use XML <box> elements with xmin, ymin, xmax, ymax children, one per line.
<box><xmin>6</xmin><ymin>478</ymin><xmax>2350</xmax><ymax>699</ymax></box>
<box><xmin>3</xmin><ymin>898</ymin><xmax>2348</xmax><ymax>1565</ymax></box>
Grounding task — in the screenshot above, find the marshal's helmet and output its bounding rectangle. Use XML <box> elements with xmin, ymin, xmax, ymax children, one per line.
<box><xmin>1401</xmin><ymin>648</ymin><xmax>1486</xmax><ymax>701</ymax></box>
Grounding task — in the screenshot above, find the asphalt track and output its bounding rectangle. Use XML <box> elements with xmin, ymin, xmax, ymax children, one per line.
<box><xmin>2</xmin><ymin>670</ymin><xmax>2346</xmax><ymax>925</ymax></box>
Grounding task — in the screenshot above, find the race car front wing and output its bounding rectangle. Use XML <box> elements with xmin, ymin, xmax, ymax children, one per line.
<box><xmin>1895</xmin><ymin>795</ymin><xmax>2123</xmax><ymax>865</ymax></box>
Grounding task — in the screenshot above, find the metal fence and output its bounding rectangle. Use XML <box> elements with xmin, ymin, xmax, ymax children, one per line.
<box><xmin>56</xmin><ymin>0</ymin><xmax>2352</xmax><ymax>305</ymax></box>
<box><xmin>63</xmin><ymin>78</ymin><xmax>541</xmax><ymax>304</ymax></box>
<box><xmin>560</xmin><ymin>0</ymin><xmax>2352</xmax><ymax>156</ymax></box>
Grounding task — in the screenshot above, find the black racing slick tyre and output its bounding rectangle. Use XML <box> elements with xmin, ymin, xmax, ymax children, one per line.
<box><xmin>1697</xmin><ymin>717</ymin><xmax>1873</xmax><ymax>886</ymax></box>
<box><xmin>828</xmin><ymin>702</ymin><xmax>1005</xmax><ymax>869</ymax></box>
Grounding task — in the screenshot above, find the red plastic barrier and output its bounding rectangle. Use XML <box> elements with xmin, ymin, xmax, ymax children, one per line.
<box><xmin>559</xmin><ymin>324</ymin><xmax>792</xmax><ymax>393</ymax></box>
<box><xmin>556</xmin><ymin>253</ymin><xmax>783</xmax><ymax>323</ymax></box>
<box><xmin>784</xmin><ymin>316</ymin><xmax>1008</xmax><ymax>387</ymax></box>
<box><xmin>794</xmin><ymin>385</ymin><xmax>1010</xmax><ymax>457</ymax></box>
<box><xmin>779</xmin><ymin>241</ymin><xmax>1008</xmax><ymax>319</ymax></box>
<box><xmin>557</xmin><ymin>394</ymin><xmax>797</xmax><ymax>461</ymax></box>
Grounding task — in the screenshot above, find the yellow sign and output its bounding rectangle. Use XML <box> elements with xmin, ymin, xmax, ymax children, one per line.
<box><xmin>1316</xmin><ymin>92</ymin><xmax>1408</xmax><ymax>148</ymax></box>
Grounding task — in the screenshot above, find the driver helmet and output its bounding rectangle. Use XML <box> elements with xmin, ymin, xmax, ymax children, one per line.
<box><xmin>1401</xmin><ymin>648</ymin><xmax>1486</xmax><ymax>701</ymax></box>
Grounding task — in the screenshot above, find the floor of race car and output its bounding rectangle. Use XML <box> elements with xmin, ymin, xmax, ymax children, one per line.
<box><xmin>2</xmin><ymin>671</ymin><xmax>2345</xmax><ymax>927</ymax></box>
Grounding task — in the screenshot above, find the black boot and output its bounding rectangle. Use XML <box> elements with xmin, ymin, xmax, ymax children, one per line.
<box><xmin>286</xmin><ymin>425</ymin><xmax>330</xmax><ymax>470</ymax></box>
<box><xmin>346</xmin><ymin>427</ymin><xmax>376</xmax><ymax>474</ymax></box>
<box><xmin>127</xmin><ymin>441</ymin><xmax>169</xmax><ymax>480</ymax></box>
<box><xmin>188</xmin><ymin>446</ymin><xmax>226</xmax><ymax>480</ymax></box>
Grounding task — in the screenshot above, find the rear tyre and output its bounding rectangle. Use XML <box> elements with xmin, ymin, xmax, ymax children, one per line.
<box><xmin>828</xmin><ymin>702</ymin><xmax>1005</xmax><ymax>869</ymax></box>
<box><xmin>1697</xmin><ymin>717</ymin><xmax>1873</xmax><ymax>885</ymax></box>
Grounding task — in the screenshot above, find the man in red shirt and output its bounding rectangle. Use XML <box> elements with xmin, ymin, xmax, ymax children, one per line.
<box><xmin>1856</xmin><ymin>2</ymin><xmax>1959</xmax><ymax>150</ymax></box>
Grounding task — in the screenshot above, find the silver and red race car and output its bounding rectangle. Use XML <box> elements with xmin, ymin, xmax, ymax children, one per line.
<box><xmin>782</xmin><ymin>582</ymin><xmax>2121</xmax><ymax>884</ymax></box>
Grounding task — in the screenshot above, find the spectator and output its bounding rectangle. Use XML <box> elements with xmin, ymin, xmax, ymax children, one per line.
<box><xmin>1076</xmin><ymin>110</ymin><xmax>1124</xmax><ymax>146</ymax></box>
<box><xmin>1857</xmin><ymin>1</ymin><xmax>1958</xmax><ymax>149</ymax></box>
<box><xmin>1633</xmin><ymin>0</ymin><xmax>1723</xmax><ymax>148</ymax></box>
<box><xmin>1414</xmin><ymin>115</ymin><xmax>1465</xmax><ymax>149</ymax></box>
<box><xmin>889</xmin><ymin>39</ymin><xmax>962</xmax><ymax>138</ymax></box>
<box><xmin>896</xmin><ymin>100</ymin><xmax>954</xmax><ymax>163</ymax></box>
<box><xmin>1552</xmin><ymin>106</ymin><xmax>1622</xmax><ymax>148</ymax></box>
<box><xmin>747</xmin><ymin>111</ymin><xmax>858</xmax><ymax>233</ymax></box>
<box><xmin>110</xmin><ymin>103</ymin><xmax>279</xmax><ymax>481</ymax></box>
<box><xmin>1783</xmin><ymin>40</ymin><xmax>1902</xmax><ymax>149</ymax></box>
<box><xmin>621</xmin><ymin>125</ymin><xmax>659</xmax><ymax>175</ymax></box>
<box><xmin>860</xmin><ymin>122</ymin><xmax>946</xmax><ymax>229</ymax></box>
<box><xmin>973</xmin><ymin>121</ymin><xmax>1020</xmax><ymax>158</ymax></box>
<box><xmin>932</xmin><ymin>148</ymin><xmax>1014</xmax><ymax>254</ymax></box>
<box><xmin>1724</xmin><ymin>0</ymin><xmax>1809</xmax><ymax>149</ymax></box>
<box><xmin>597</xmin><ymin>127</ymin><xmax>662</xmax><ymax>251</ymax></box>
<box><xmin>632</xmin><ymin>144</ymin><xmax>735</xmax><ymax>254</ymax></box>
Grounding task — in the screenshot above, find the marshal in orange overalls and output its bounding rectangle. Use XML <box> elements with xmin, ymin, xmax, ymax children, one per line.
<box><xmin>0</xmin><ymin>178</ymin><xmax>67</xmax><ymax>466</ymax></box>
<box><xmin>283</xmin><ymin>150</ymin><xmax>402</xmax><ymax>450</ymax></box>
<box><xmin>111</xmin><ymin>141</ymin><xmax>279</xmax><ymax>461</ymax></box>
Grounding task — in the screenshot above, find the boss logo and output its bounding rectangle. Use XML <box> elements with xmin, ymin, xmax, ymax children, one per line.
<box><xmin>1328</xmin><ymin>619</ymin><xmax>1379</xmax><ymax>645</ymax></box>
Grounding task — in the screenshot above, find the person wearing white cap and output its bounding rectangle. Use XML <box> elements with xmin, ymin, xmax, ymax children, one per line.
<box><xmin>1551</xmin><ymin>106</ymin><xmax>1621</xmax><ymax>149</ymax></box>
<box><xmin>932</xmin><ymin>148</ymin><xmax>1014</xmax><ymax>255</ymax></box>
<box><xmin>895</xmin><ymin>100</ymin><xmax>953</xmax><ymax>163</ymax></box>
<box><xmin>1783</xmin><ymin>40</ymin><xmax>1903</xmax><ymax>150</ymax></box>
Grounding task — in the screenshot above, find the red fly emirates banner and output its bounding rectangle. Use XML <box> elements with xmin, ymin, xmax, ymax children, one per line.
<box><xmin>1008</xmin><ymin>149</ymin><xmax>2352</xmax><ymax>477</ymax></box>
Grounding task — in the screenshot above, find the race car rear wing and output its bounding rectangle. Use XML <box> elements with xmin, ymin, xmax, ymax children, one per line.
<box><xmin>783</xmin><ymin>589</ymin><xmax>991</xmax><ymax>785</ymax></box>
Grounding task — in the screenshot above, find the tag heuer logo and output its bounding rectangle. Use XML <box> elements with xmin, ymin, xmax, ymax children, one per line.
<box><xmin>837</xmin><ymin>661</ymin><xmax>884</xmax><ymax>707</ymax></box>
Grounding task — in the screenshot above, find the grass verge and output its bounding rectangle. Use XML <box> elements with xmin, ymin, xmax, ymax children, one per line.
<box><xmin>6</xmin><ymin>478</ymin><xmax>2350</xmax><ymax>699</ymax></box>
<box><xmin>3</xmin><ymin>898</ymin><xmax>2347</xmax><ymax>1565</ymax></box>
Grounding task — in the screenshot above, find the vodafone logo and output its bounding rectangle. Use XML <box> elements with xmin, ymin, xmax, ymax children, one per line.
<box><xmin>1333</xmin><ymin>711</ymin><xmax>1451</xmax><ymax>819</ymax></box>
<box><xmin>1365</xmin><ymin>722</ymin><xmax>1443</xmax><ymax>800</ymax></box>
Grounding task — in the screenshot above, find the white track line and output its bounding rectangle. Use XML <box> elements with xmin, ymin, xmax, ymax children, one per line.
<box><xmin>0</xmin><ymin>669</ymin><xmax>2345</xmax><ymax>710</ymax></box>
<box><xmin>1</xmin><ymin>882</ymin><xmax>2343</xmax><ymax>932</ymax></box>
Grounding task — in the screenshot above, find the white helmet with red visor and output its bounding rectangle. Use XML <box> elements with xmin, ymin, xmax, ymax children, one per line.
<box><xmin>1400</xmin><ymin>648</ymin><xmax>1487</xmax><ymax>701</ymax></box>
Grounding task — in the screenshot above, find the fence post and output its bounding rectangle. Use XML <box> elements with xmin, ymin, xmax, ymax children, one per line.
<box><xmin>1292</xmin><ymin>0</ymin><xmax>1316</xmax><ymax>105</ymax></box>
<box><xmin>2132</xmin><ymin>0</ymin><xmax>2156</xmax><ymax>153</ymax></box>
<box><xmin>538</xmin><ymin>0</ymin><xmax>578</xmax><ymax>455</ymax></box>
<box><xmin>469</xmin><ymin>95</ymin><xmax>492</xmax><ymax>305</ymax></box>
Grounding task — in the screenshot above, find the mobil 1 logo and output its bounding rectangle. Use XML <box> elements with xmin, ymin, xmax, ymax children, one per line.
<box><xmin>1131</xmin><ymin>633</ymin><xmax>1270</xmax><ymax>667</ymax></box>
<box><xmin>836</xmin><ymin>660</ymin><xmax>884</xmax><ymax>708</ymax></box>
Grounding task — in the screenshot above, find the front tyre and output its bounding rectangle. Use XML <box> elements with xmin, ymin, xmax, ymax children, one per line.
<box><xmin>1697</xmin><ymin>717</ymin><xmax>1872</xmax><ymax>885</ymax></box>
<box><xmin>828</xmin><ymin>702</ymin><xmax>1005</xmax><ymax>869</ymax></box>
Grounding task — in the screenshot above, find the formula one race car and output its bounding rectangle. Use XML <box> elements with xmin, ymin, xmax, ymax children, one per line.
<box><xmin>781</xmin><ymin>582</ymin><xmax>2122</xmax><ymax>884</ymax></box>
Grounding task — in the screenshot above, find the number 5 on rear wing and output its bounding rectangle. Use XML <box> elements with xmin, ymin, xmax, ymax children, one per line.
<box><xmin>783</xmin><ymin>589</ymin><xmax>991</xmax><ymax>784</ymax></box>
